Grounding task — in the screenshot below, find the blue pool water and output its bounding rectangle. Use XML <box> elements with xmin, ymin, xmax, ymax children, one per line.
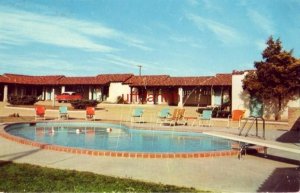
<box><xmin>6</xmin><ymin>122</ymin><xmax>232</xmax><ymax>153</ymax></box>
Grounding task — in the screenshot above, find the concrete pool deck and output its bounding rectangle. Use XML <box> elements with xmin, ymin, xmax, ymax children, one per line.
<box><xmin>0</xmin><ymin>102</ymin><xmax>299</xmax><ymax>192</ymax></box>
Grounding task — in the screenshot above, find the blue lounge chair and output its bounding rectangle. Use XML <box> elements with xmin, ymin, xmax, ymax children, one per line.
<box><xmin>58</xmin><ymin>106</ymin><xmax>69</xmax><ymax>120</ymax></box>
<box><xmin>131</xmin><ymin>108</ymin><xmax>144</xmax><ymax>123</ymax></box>
<box><xmin>199</xmin><ymin>110</ymin><xmax>213</xmax><ymax>127</ymax></box>
<box><xmin>156</xmin><ymin>108</ymin><xmax>170</xmax><ymax>126</ymax></box>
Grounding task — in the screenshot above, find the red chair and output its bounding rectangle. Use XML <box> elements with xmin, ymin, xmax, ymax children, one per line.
<box><xmin>35</xmin><ymin>106</ymin><xmax>46</xmax><ymax>120</ymax></box>
<box><xmin>86</xmin><ymin>107</ymin><xmax>95</xmax><ymax>121</ymax></box>
<box><xmin>228</xmin><ymin>110</ymin><xmax>245</xmax><ymax>129</ymax></box>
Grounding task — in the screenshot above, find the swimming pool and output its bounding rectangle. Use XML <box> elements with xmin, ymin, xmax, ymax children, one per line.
<box><xmin>2</xmin><ymin>122</ymin><xmax>240</xmax><ymax>158</ymax></box>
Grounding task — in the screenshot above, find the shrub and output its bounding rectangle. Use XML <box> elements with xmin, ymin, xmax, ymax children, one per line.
<box><xmin>196</xmin><ymin>107</ymin><xmax>230</xmax><ymax>118</ymax></box>
<box><xmin>8</xmin><ymin>95</ymin><xmax>38</xmax><ymax>105</ymax></box>
<box><xmin>116</xmin><ymin>96</ymin><xmax>128</xmax><ymax>104</ymax></box>
<box><xmin>70</xmin><ymin>100</ymin><xmax>99</xmax><ymax>109</ymax></box>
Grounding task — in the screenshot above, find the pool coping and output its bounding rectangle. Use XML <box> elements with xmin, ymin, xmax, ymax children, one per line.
<box><xmin>0</xmin><ymin>121</ymin><xmax>265</xmax><ymax>159</ymax></box>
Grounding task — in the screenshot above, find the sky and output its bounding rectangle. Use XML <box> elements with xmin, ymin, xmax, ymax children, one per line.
<box><xmin>0</xmin><ymin>0</ymin><xmax>300</xmax><ymax>76</ymax></box>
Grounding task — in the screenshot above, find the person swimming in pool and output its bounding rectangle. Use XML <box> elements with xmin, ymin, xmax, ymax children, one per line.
<box><xmin>106</xmin><ymin>128</ymin><xmax>112</xmax><ymax>133</ymax></box>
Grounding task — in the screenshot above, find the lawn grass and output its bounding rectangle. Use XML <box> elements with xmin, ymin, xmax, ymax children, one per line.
<box><xmin>0</xmin><ymin>161</ymin><xmax>204</xmax><ymax>192</ymax></box>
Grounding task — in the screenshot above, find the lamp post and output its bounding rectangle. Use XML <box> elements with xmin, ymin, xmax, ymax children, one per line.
<box><xmin>137</xmin><ymin>65</ymin><xmax>142</xmax><ymax>76</ymax></box>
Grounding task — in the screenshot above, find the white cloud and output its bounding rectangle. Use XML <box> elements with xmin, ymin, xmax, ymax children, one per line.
<box><xmin>0</xmin><ymin>6</ymin><xmax>151</xmax><ymax>52</ymax></box>
<box><xmin>102</xmin><ymin>55</ymin><xmax>153</xmax><ymax>69</ymax></box>
<box><xmin>247</xmin><ymin>10</ymin><xmax>275</xmax><ymax>35</ymax></box>
<box><xmin>169</xmin><ymin>35</ymin><xmax>205</xmax><ymax>49</ymax></box>
<box><xmin>186</xmin><ymin>13</ymin><xmax>242</xmax><ymax>44</ymax></box>
<box><xmin>0</xmin><ymin>53</ymin><xmax>100</xmax><ymax>76</ymax></box>
<box><xmin>123</xmin><ymin>37</ymin><xmax>153</xmax><ymax>51</ymax></box>
<box><xmin>96</xmin><ymin>54</ymin><xmax>177</xmax><ymax>74</ymax></box>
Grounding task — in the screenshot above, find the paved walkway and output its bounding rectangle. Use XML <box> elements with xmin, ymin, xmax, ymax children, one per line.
<box><xmin>0</xmin><ymin>134</ymin><xmax>299</xmax><ymax>192</ymax></box>
<box><xmin>0</xmin><ymin>102</ymin><xmax>299</xmax><ymax>192</ymax></box>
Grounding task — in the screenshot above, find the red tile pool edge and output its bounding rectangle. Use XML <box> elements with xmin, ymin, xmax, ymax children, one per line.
<box><xmin>0</xmin><ymin>127</ymin><xmax>265</xmax><ymax>159</ymax></box>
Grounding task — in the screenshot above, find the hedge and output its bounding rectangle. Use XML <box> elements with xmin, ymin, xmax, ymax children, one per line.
<box><xmin>8</xmin><ymin>95</ymin><xmax>38</xmax><ymax>105</ymax></box>
<box><xmin>70</xmin><ymin>100</ymin><xmax>99</xmax><ymax>109</ymax></box>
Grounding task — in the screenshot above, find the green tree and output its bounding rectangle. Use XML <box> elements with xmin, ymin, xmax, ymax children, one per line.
<box><xmin>243</xmin><ymin>36</ymin><xmax>300</xmax><ymax>120</ymax></box>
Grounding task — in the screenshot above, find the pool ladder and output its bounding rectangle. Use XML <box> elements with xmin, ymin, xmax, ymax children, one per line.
<box><xmin>236</xmin><ymin>117</ymin><xmax>267</xmax><ymax>159</ymax></box>
<box><xmin>238</xmin><ymin>116</ymin><xmax>265</xmax><ymax>140</ymax></box>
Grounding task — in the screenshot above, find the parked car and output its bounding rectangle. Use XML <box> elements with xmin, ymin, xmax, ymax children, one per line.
<box><xmin>56</xmin><ymin>92</ymin><xmax>82</xmax><ymax>103</ymax></box>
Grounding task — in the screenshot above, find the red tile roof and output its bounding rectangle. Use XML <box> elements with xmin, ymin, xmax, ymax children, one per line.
<box><xmin>2</xmin><ymin>73</ymin><xmax>64</xmax><ymax>85</ymax></box>
<box><xmin>124</xmin><ymin>75</ymin><xmax>170</xmax><ymax>86</ymax></box>
<box><xmin>124</xmin><ymin>73</ymin><xmax>232</xmax><ymax>87</ymax></box>
<box><xmin>165</xmin><ymin>76</ymin><xmax>213</xmax><ymax>86</ymax></box>
<box><xmin>57</xmin><ymin>74</ymin><xmax>133</xmax><ymax>85</ymax></box>
<box><xmin>0</xmin><ymin>73</ymin><xmax>134</xmax><ymax>85</ymax></box>
<box><xmin>203</xmin><ymin>73</ymin><xmax>232</xmax><ymax>86</ymax></box>
<box><xmin>58</xmin><ymin>76</ymin><xmax>99</xmax><ymax>85</ymax></box>
<box><xmin>96</xmin><ymin>74</ymin><xmax>133</xmax><ymax>84</ymax></box>
<box><xmin>0</xmin><ymin>73</ymin><xmax>231</xmax><ymax>86</ymax></box>
<box><xmin>0</xmin><ymin>75</ymin><xmax>9</xmax><ymax>83</ymax></box>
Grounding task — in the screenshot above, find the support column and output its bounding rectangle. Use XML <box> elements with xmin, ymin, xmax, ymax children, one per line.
<box><xmin>98</xmin><ymin>87</ymin><xmax>103</xmax><ymax>101</ymax></box>
<box><xmin>42</xmin><ymin>87</ymin><xmax>45</xmax><ymax>100</ymax></box>
<box><xmin>3</xmin><ymin>85</ymin><xmax>8</xmax><ymax>102</ymax></box>
<box><xmin>88</xmin><ymin>86</ymin><xmax>92</xmax><ymax>100</ymax></box>
<box><xmin>51</xmin><ymin>88</ymin><xmax>55</xmax><ymax>106</ymax></box>
<box><xmin>178</xmin><ymin>87</ymin><xmax>183</xmax><ymax>107</ymax></box>
<box><xmin>129</xmin><ymin>87</ymin><xmax>133</xmax><ymax>103</ymax></box>
<box><xmin>157</xmin><ymin>89</ymin><xmax>162</xmax><ymax>104</ymax></box>
<box><xmin>51</xmin><ymin>88</ymin><xmax>55</xmax><ymax>101</ymax></box>
<box><xmin>131</xmin><ymin>87</ymin><xmax>138</xmax><ymax>104</ymax></box>
<box><xmin>61</xmin><ymin>86</ymin><xmax>65</xmax><ymax>94</ymax></box>
<box><xmin>211</xmin><ymin>87</ymin><xmax>214</xmax><ymax>107</ymax></box>
<box><xmin>45</xmin><ymin>88</ymin><xmax>50</xmax><ymax>100</ymax></box>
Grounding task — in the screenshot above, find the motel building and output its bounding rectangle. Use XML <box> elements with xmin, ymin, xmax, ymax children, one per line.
<box><xmin>0</xmin><ymin>72</ymin><xmax>299</xmax><ymax>120</ymax></box>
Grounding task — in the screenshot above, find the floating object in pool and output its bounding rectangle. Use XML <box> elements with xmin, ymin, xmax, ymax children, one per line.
<box><xmin>106</xmin><ymin>128</ymin><xmax>112</xmax><ymax>132</ymax></box>
<box><xmin>49</xmin><ymin>128</ymin><xmax>55</xmax><ymax>134</ymax></box>
<box><xmin>29</xmin><ymin>122</ymin><xmax>36</xmax><ymax>126</ymax></box>
<box><xmin>76</xmin><ymin>129</ymin><xmax>81</xmax><ymax>134</ymax></box>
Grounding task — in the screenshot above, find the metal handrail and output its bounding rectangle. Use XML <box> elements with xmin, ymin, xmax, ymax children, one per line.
<box><xmin>239</xmin><ymin>116</ymin><xmax>265</xmax><ymax>140</ymax></box>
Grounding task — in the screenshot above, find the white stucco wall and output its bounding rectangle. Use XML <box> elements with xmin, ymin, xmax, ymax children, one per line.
<box><xmin>287</xmin><ymin>89</ymin><xmax>300</xmax><ymax>108</ymax></box>
<box><xmin>232</xmin><ymin>72</ymin><xmax>251</xmax><ymax>117</ymax></box>
<box><xmin>106</xmin><ymin>82</ymin><xmax>131</xmax><ymax>103</ymax></box>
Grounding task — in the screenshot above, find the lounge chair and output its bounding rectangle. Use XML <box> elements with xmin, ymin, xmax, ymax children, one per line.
<box><xmin>199</xmin><ymin>109</ymin><xmax>212</xmax><ymax>127</ymax></box>
<box><xmin>227</xmin><ymin>109</ymin><xmax>245</xmax><ymax>129</ymax></box>
<box><xmin>58</xmin><ymin>106</ymin><xmax>69</xmax><ymax>120</ymax></box>
<box><xmin>166</xmin><ymin>108</ymin><xmax>185</xmax><ymax>126</ymax></box>
<box><xmin>156</xmin><ymin>108</ymin><xmax>170</xmax><ymax>126</ymax></box>
<box><xmin>131</xmin><ymin>107</ymin><xmax>144</xmax><ymax>123</ymax></box>
<box><xmin>86</xmin><ymin>107</ymin><xmax>95</xmax><ymax>121</ymax></box>
<box><xmin>35</xmin><ymin>105</ymin><xmax>46</xmax><ymax>120</ymax></box>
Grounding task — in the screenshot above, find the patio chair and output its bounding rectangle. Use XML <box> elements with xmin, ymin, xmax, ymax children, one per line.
<box><xmin>35</xmin><ymin>105</ymin><xmax>46</xmax><ymax>120</ymax></box>
<box><xmin>156</xmin><ymin>108</ymin><xmax>170</xmax><ymax>126</ymax></box>
<box><xmin>131</xmin><ymin>107</ymin><xmax>144</xmax><ymax>123</ymax></box>
<box><xmin>198</xmin><ymin>109</ymin><xmax>212</xmax><ymax>127</ymax></box>
<box><xmin>86</xmin><ymin>107</ymin><xmax>95</xmax><ymax>121</ymax></box>
<box><xmin>58</xmin><ymin>106</ymin><xmax>69</xmax><ymax>120</ymax></box>
<box><xmin>227</xmin><ymin>109</ymin><xmax>245</xmax><ymax>129</ymax></box>
<box><xmin>166</xmin><ymin>108</ymin><xmax>186</xmax><ymax>126</ymax></box>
